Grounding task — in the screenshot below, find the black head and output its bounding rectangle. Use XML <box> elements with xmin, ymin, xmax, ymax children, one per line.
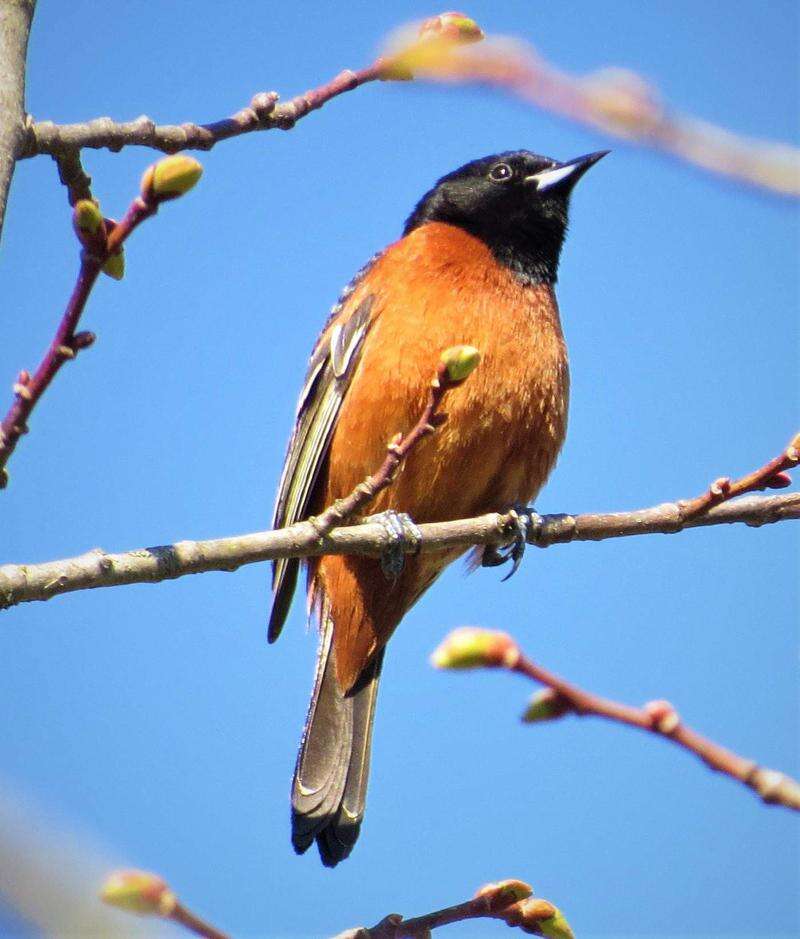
<box><xmin>404</xmin><ymin>150</ymin><xmax>608</xmax><ymax>284</ymax></box>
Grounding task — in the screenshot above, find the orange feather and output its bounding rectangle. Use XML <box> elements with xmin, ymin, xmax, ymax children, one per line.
<box><xmin>308</xmin><ymin>222</ymin><xmax>569</xmax><ymax>692</ymax></box>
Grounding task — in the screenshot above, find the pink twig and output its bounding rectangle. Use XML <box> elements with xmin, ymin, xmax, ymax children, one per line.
<box><xmin>677</xmin><ymin>432</ymin><xmax>800</xmax><ymax>521</ymax></box>
<box><xmin>0</xmin><ymin>171</ymin><xmax>187</xmax><ymax>488</ymax></box>
<box><xmin>432</xmin><ymin>629</ymin><xmax>800</xmax><ymax>811</ymax></box>
<box><xmin>309</xmin><ymin>356</ymin><xmax>472</xmax><ymax>536</ymax></box>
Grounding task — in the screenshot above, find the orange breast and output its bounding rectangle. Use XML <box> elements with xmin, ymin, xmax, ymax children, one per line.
<box><xmin>313</xmin><ymin>222</ymin><xmax>570</xmax><ymax>690</ymax></box>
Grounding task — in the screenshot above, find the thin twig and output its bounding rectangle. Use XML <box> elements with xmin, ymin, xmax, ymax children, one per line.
<box><xmin>512</xmin><ymin>650</ymin><xmax>800</xmax><ymax>811</ymax></box>
<box><xmin>169</xmin><ymin>901</ymin><xmax>231</xmax><ymax>939</ymax></box>
<box><xmin>309</xmin><ymin>358</ymin><xmax>469</xmax><ymax>536</ymax></box>
<box><xmin>0</xmin><ymin>492</ymin><xmax>796</xmax><ymax>612</ymax></box>
<box><xmin>21</xmin><ymin>60</ymin><xmax>391</xmax><ymax>160</ymax></box>
<box><xmin>0</xmin><ymin>194</ymin><xmax>154</xmax><ymax>487</ymax></box>
<box><xmin>0</xmin><ymin>156</ymin><xmax>202</xmax><ymax>488</ymax></box>
<box><xmin>678</xmin><ymin>434</ymin><xmax>799</xmax><ymax>519</ymax></box>
<box><xmin>53</xmin><ymin>148</ymin><xmax>93</xmax><ymax>204</ymax></box>
<box><xmin>333</xmin><ymin>879</ymin><xmax>569</xmax><ymax>938</ymax></box>
<box><xmin>431</xmin><ymin>628</ymin><xmax>800</xmax><ymax>812</ymax></box>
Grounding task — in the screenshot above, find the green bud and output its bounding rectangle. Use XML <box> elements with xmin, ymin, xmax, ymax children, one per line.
<box><xmin>143</xmin><ymin>155</ymin><xmax>204</xmax><ymax>199</ymax></box>
<box><xmin>430</xmin><ymin>627</ymin><xmax>518</xmax><ymax>670</ymax></box>
<box><xmin>102</xmin><ymin>249</ymin><xmax>125</xmax><ymax>281</ymax></box>
<box><xmin>538</xmin><ymin>907</ymin><xmax>575</xmax><ymax>939</ymax></box>
<box><xmin>73</xmin><ymin>200</ymin><xmax>104</xmax><ymax>235</ymax></box>
<box><xmin>440</xmin><ymin>345</ymin><xmax>481</xmax><ymax>382</ymax></box>
<box><xmin>100</xmin><ymin>869</ymin><xmax>175</xmax><ymax>917</ymax></box>
<box><xmin>522</xmin><ymin>689</ymin><xmax>570</xmax><ymax>724</ymax></box>
<box><xmin>418</xmin><ymin>12</ymin><xmax>485</xmax><ymax>43</ymax></box>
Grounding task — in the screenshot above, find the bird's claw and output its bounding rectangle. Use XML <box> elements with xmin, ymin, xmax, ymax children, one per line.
<box><xmin>482</xmin><ymin>506</ymin><xmax>538</xmax><ymax>581</ymax></box>
<box><xmin>364</xmin><ymin>510</ymin><xmax>422</xmax><ymax>580</ymax></box>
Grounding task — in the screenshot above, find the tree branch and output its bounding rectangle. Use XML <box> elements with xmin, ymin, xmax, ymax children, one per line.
<box><xmin>20</xmin><ymin>62</ymin><xmax>389</xmax><ymax>160</ymax></box>
<box><xmin>19</xmin><ymin>12</ymin><xmax>799</xmax><ymax>199</ymax></box>
<box><xmin>431</xmin><ymin>628</ymin><xmax>800</xmax><ymax>812</ymax></box>
<box><xmin>2</xmin><ymin>421</ymin><xmax>796</xmax><ymax>609</ymax></box>
<box><xmin>335</xmin><ymin>879</ymin><xmax>572</xmax><ymax>938</ymax></box>
<box><xmin>0</xmin><ymin>154</ymin><xmax>203</xmax><ymax>488</ymax></box>
<box><xmin>0</xmin><ymin>0</ymin><xmax>37</xmax><ymax>244</ymax></box>
<box><xmin>101</xmin><ymin>868</ymin><xmax>572</xmax><ymax>939</ymax></box>
<box><xmin>0</xmin><ymin>492</ymin><xmax>796</xmax><ymax>612</ymax></box>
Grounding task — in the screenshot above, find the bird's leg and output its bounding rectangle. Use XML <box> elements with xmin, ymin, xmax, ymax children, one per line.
<box><xmin>363</xmin><ymin>510</ymin><xmax>422</xmax><ymax>580</ymax></box>
<box><xmin>481</xmin><ymin>505</ymin><xmax>540</xmax><ymax>581</ymax></box>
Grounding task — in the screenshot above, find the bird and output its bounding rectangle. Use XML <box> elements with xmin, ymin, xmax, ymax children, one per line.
<box><xmin>269</xmin><ymin>148</ymin><xmax>607</xmax><ymax>866</ymax></box>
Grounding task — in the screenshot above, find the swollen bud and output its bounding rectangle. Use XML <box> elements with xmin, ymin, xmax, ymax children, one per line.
<box><xmin>503</xmin><ymin>898</ymin><xmax>574</xmax><ymax>938</ymax></box>
<box><xmin>440</xmin><ymin>345</ymin><xmax>481</xmax><ymax>383</ymax></box>
<box><xmin>522</xmin><ymin>688</ymin><xmax>570</xmax><ymax>724</ymax></box>
<box><xmin>430</xmin><ymin>627</ymin><xmax>519</xmax><ymax>670</ymax></box>
<box><xmin>141</xmin><ymin>155</ymin><xmax>203</xmax><ymax>200</ymax></box>
<box><xmin>418</xmin><ymin>12</ymin><xmax>485</xmax><ymax>43</ymax></box>
<box><xmin>381</xmin><ymin>12</ymin><xmax>485</xmax><ymax>80</ymax></box>
<box><xmin>475</xmin><ymin>879</ymin><xmax>533</xmax><ymax>911</ymax></box>
<box><xmin>73</xmin><ymin>200</ymin><xmax>104</xmax><ymax>236</ymax></box>
<box><xmin>102</xmin><ymin>249</ymin><xmax>125</xmax><ymax>281</ymax></box>
<box><xmin>535</xmin><ymin>905</ymin><xmax>574</xmax><ymax>939</ymax></box>
<box><xmin>100</xmin><ymin>869</ymin><xmax>176</xmax><ymax>917</ymax></box>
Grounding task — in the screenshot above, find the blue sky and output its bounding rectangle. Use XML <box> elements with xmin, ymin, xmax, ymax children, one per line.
<box><xmin>1</xmin><ymin>1</ymin><xmax>798</xmax><ymax>937</ymax></box>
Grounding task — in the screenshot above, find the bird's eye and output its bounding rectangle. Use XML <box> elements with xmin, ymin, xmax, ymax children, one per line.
<box><xmin>489</xmin><ymin>163</ymin><xmax>513</xmax><ymax>182</ymax></box>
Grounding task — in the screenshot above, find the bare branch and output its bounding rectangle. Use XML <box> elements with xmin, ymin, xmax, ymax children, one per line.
<box><xmin>431</xmin><ymin>629</ymin><xmax>800</xmax><ymax>812</ymax></box>
<box><xmin>0</xmin><ymin>492</ymin><xmax>796</xmax><ymax>612</ymax></box>
<box><xmin>0</xmin><ymin>155</ymin><xmax>203</xmax><ymax>488</ymax></box>
<box><xmin>336</xmin><ymin>878</ymin><xmax>572</xmax><ymax>938</ymax></box>
<box><xmin>0</xmin><ymin>0</ymin><xmax>37</xmax><ymax>243</ymax></box>
<box><xmin>21</xmin><ymin>62</ymin><xmax>388</xmax><ymax>159</ymax></box>
<box><xmin>53</xmin><ymin>148</ymin><xmax>93</xmax><ymax>205</ymax></box>
<box><xmin>20</xmin><ymin>13</ymin><xmax>799</xmax><ymax>199</ymax></box>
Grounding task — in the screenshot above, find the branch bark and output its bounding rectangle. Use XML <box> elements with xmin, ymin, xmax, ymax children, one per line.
<box><xmin>20</xmin><ymin>63</ymin><xmax>388</xmax><ymax>160</ymax></box>
<box><xmin>0</xmin><ymin>0</ymin><xmax>36</xmax><ymax>244</ymax></box>
<box><xmin>0</xmin><ymin>492</ymin><xmax>796</xmax><ymax>612</ymax></box>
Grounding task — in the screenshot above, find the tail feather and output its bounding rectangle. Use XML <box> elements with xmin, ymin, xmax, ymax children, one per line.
<box><xmin>291</xmin><ymin>610</ymin><xmax>384</xmax><ymax>867</ymax></box>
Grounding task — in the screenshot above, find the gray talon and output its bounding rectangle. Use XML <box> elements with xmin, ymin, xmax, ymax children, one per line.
<box><xmin>365</xmin><ymin>510</ymin><xmax>422</xmax><ymax>580</ymax></box>
<box><xmin>482</xmin><ymin>505</ymin><xmax>537</xmax><ymax>580</ymax></box>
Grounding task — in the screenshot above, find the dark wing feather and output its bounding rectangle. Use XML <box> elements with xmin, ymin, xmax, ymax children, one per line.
<box><xmin>268</xmin><ymin>286</ymin><xmax>376</xmax><ymax>642</ymax></box>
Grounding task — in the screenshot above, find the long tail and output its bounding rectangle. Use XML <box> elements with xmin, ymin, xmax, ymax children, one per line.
<box><xmin>291</xmin><ymin>610</ymin><xmax>384</xmax><ymax>867</ymax></box>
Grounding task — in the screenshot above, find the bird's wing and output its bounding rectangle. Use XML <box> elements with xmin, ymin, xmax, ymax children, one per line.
<box><xmin>268</xmin><ymin>261</ymin><xmax>380</xmax><ymax>642</ymax></box>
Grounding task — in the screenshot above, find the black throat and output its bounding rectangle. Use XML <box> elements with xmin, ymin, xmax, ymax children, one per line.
<box><xmin>404</xmin><ymin>199</ymin><xmax>567</xmax><ymax>287</ymax></box>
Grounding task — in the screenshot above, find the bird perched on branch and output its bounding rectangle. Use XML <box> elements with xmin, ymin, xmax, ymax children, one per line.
<box><xmin>269</xmin><ymin>148</ymin><xmax>607</xmax><ymax>865</ymax></box>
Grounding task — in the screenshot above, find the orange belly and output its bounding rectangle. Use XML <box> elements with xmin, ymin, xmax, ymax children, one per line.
<box><xmin>311</xmin><ymin>223</ymin><xmax>569</xmax><ymax>691</ymax></box>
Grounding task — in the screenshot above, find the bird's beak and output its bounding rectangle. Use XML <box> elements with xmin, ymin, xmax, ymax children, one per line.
<box><xmin>525</xmin><ymin>150</ymin><xmax>610</xmax><ymax>194</ymax></box>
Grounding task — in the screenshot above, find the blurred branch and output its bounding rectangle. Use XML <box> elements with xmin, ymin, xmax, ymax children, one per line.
<box><xmin>393</xmin><ymin>27</ymin><xmax>800</xmax><ymax>197</ymax></box>
<box><xmin>19</xmin><ymin>12</ymin><xmax>798</xmax><ymax>201</ymax></box>
<box><xmin>431</xmin><ymin>628</ymin><xmax>800</xmax><ymax>812</ymax></box>
<box><xmin>0</xmin><ymin>782</ymin><xmax>158</xmax><ymax>939</ymax></box>
<box><xmin>0</xmin><ymin>154</ymin><xmax>203</xmax><ymax>489</ymax></box>
<box><xmin>0</xmin><ymin>0</ymin><xmax>37</xmax><ymax>244</ymax></box>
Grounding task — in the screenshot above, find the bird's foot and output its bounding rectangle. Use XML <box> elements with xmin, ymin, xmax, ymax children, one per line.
<box><xmin>482</xmin><ymin>505</ymin><xmax>540</xmax><ymax>581</ymax></box>
<box><xmin>364</xmin><ymin>510</ymin><xmax>422</xmax><ymax>580</ymax></box>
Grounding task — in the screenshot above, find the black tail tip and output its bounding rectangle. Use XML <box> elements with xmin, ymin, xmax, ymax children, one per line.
<box><xmin>292</xmin><ymin>815</ymin><xmax>360</xmax><ymax>868</ymax></box>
